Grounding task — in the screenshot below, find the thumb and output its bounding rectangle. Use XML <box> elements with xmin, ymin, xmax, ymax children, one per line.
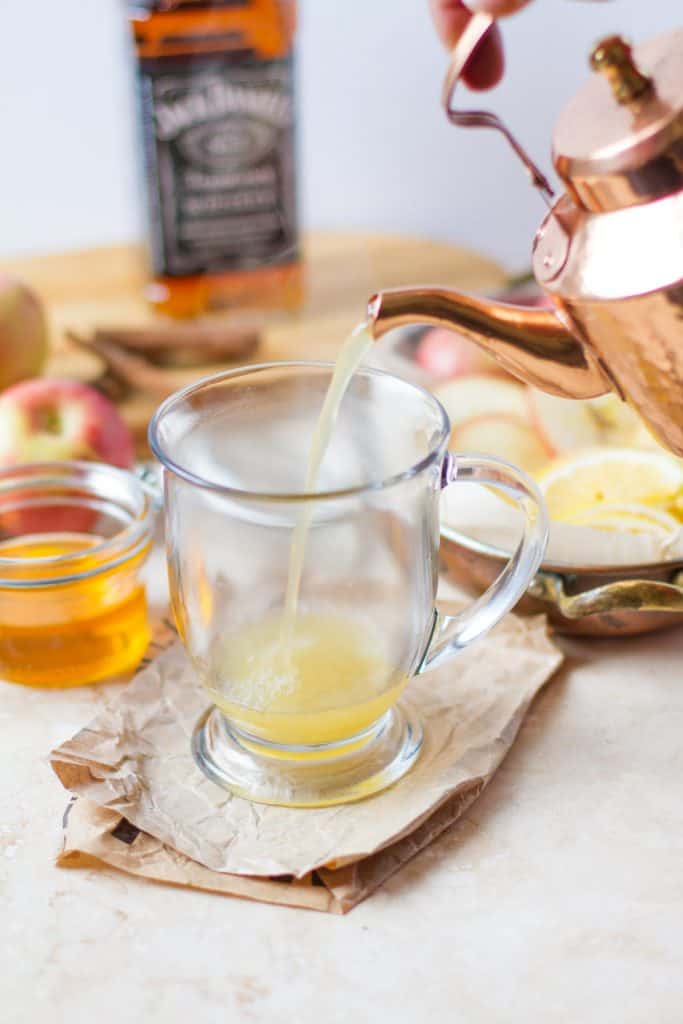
<box><xmin>429</xmin><ymin>0</ymin><xmax>504</xmax><ymax>89</ymax></box>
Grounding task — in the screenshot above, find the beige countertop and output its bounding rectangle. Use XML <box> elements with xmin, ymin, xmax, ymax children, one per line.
<box><xmin>2</xmin><ymin>540</ymin><xmax>682</xmax><ymax>1023</ymax></box>
<box><xmin>2</xmin><ymin>237</ymin><xmax>682</xmax><ymax>1021</ymax></box>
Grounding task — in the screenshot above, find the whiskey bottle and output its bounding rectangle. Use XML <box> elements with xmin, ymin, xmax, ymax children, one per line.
<box><xmin>128</xmin><ymin>0</ymin><xmax>300</xmax><ymax>318</ymax></box>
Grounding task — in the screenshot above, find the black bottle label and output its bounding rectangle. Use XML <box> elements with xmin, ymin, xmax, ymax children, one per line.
<box><xmin>136</xmin><ymin>55</ymin><xmax>298</xmax><ymax>277</ymax></box>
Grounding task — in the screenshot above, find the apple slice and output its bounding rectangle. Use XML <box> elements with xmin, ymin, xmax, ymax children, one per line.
<box><xmin>528</xmin><ymin>389</ymin><xmax>650</xmax><ymax>455</ymax></box>
<box><xmin>585</xmin><ymin>394</ymin><xmax>641</xmax><ymax>446</ymax></box>
<box><xmin>527</xmin><ymin>388</ymin><xmax>604</xmax><ymax>456</ymax></box>
<box><xmin>453</xmin><ymin>414</ymin><xmax>551</xmax><ymax>475</ymax></box>
<box><xmin>435</xmin><ymin>375</ymin><xmax>529</xmax><ymax>432</ymax></box>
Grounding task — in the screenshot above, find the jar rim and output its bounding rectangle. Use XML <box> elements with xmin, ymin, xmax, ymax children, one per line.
<box><xmin>0</xmin><ymin>461</ymin><xmax>154</xmax><ymax>588</ymax></box>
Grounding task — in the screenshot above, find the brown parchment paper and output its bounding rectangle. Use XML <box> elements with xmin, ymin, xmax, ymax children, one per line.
<box><xmin>58</xmin><ymin>783</ymin><xmax>487</xmax><ymax>914</ymax></box>
<box><xmin>50</xmin><ymin>603</ymin><xmax>562</xmax><ymax>908</ymax></box>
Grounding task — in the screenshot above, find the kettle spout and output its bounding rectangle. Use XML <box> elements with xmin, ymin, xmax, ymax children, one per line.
<box><xmin>367</xmin><ymin>287</ymin><xmax>611</xmax><ymax>400</ymax></box>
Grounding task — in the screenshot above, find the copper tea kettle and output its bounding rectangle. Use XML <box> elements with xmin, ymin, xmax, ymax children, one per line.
<box><xmin>368</xmin><ymin>18</ymin><xmax>683</xmax><ymax>455</ymax></box>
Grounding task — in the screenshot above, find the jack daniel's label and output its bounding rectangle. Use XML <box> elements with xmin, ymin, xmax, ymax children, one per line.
<box><xmin>137</xmin><ymin>55</ymin><xmax>298</xmax><ymax>277</ymax></box>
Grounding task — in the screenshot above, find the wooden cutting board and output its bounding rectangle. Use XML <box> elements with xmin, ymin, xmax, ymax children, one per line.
<box><xmin>0</xmin><ymin>232</ymin><xmax>506</xmax><ymax>450</ymax></box>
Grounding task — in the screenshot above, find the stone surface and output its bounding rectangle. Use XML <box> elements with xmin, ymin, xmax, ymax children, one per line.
<box><xmin>2</xmin><ymin>548</ymin><xmax>683</xmax><ymax>1022</ymax></box>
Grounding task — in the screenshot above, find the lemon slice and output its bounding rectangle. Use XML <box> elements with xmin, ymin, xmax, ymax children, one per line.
<box><xmin>570</xmin><ymin>503</ymin><xmax>681</xmax><ymax>538</ymax></box>
<box><xmin>537</xmin><ymin>448</ymin><xmax>683</xmax><ymax>524</ymax></box>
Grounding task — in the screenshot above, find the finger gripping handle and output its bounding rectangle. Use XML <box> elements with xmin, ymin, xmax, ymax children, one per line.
<box><xmin>442</xmin><ymin>11</ymin><xmax>555</xmax><ymax>203</ymax></box>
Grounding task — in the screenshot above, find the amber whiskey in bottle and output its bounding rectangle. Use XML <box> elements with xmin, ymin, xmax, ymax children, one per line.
<box><xmin>129</xmin><ymin>1</ymin><xmax>300</xmax><ymax>318</ymax></box>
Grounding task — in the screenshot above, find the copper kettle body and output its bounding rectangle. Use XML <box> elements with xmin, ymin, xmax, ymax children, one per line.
<box><xmin>368</xmin><ymin>24</ymin><xmax>683</xmax><ymax>456</ymax></box>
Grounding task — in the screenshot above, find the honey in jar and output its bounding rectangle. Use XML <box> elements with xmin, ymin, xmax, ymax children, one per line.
<box><xmin>0</xmin><ymin>463</ymin><xmax>154</xmax><ymax>688</ymax></box>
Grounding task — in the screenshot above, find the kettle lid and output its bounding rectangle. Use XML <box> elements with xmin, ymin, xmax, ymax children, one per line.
<box><xmin>553</xmin><ymin>28</ymin><xmax>683</xmax><ymax>212</ymax></box>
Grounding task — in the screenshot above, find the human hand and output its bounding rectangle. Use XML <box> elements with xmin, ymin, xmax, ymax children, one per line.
<box><xmin>429</xmin><ymin>1</ymin><xmax>534</xmax><ymax>89</ymax></box>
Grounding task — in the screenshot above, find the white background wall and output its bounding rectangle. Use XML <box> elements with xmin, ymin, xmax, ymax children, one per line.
<box><xmin>0</xmin><ymin>1</ymin><xmax>677</xmax><ymax>270</ymax></box>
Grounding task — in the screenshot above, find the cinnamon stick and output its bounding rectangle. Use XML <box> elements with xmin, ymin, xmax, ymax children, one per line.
<box><xmin>67</xmin><ymin>332</ymin><xmax>186</xmax><ymax>399</ymax></box>
<box><xmin>94</xmin><ymin>323</ymin><xmax>259</xmax><ymax>368</ymax></box>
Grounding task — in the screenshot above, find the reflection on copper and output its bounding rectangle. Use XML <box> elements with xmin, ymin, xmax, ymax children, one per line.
<box><xmin>367</xmin><ymin>25</ymin><xmax>683</xmax><ymax>455</ymax></box>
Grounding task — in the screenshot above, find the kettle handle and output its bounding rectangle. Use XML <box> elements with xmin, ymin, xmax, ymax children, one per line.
<box><xmin>442</xmin><ymin>12</ymin><xmax>555</xmax><ymax>205</ymax></box>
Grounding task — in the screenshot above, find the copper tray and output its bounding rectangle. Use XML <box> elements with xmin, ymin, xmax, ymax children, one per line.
<box><xmin>441</xmin><ymin>525</ymin><xmax>683</xmax><ymax>637</ymax></box>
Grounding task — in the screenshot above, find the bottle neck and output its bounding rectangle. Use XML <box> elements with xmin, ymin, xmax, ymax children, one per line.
<box><xmin>129</xmin><ymin>0</ymin><xmax>294</xmax><ymax>61</ymax></box>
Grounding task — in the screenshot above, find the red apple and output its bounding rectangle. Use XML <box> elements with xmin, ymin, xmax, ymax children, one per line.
<box><xmin>415</xmin><ymin>327</ymin><xmax>499</xmax><ymax>380</ymax></box>
<box><xmin>0</xmin><ymin>379</ymin><xmax>135</xmax><ymax>538</ymax></box>
<box><xmin>0</xmin><ymin>275</ymin><xmax>48</xmax><ymax>391</ymax></box>
<box><xmin>0</xmin><ymin>378</ymin><xmax>135</xmax><ymax>469</ymax></box>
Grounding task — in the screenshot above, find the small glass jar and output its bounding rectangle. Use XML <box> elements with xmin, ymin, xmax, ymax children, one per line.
<box><xmin>0</xmin><ymin>461</ymin><xmax>154</xmax><ymax>688</ymax></box>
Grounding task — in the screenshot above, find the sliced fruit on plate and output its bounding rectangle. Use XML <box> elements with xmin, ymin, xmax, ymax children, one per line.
<box><xmin>537</xmin><ymin>448</ymin><xmax>683</xmax><ymax>523</ymax></box>
<box><xmin>453</xmin><ymin>414</ymin><xmax>550</xmax><ymax>475</ymax></box>
<box><xmin>626</xmin><ymin>417</ymin><xmax>665</xmax><ymax>452</ymax></box>
<box><xmin>570</xmin><ymin>503</ymin><xmax>681</xmax><ymax>538</ymax></box>
<box><xmin>527</xmin><ymin>389</ymin><xmax>603</xmax><ymax>455</ymax></box>
<box><xmin>586</xmin><ymin>394</ymin><xmax>641</xmax><ymax>444</ymax></box>
<box><xmin>436</xmin><ymin>375</ymin><xmax>530</xmax><ymax>432</ymax></box>
<box><xmin>528</xmin><ymin>389</ymin><xmax>648</xmax><ymax>455</ymax></box>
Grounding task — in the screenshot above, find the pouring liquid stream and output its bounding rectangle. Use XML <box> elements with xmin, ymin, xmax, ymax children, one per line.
<box><xmin>208</xmin><ymin>321</ymin><xmax>410</xmax><ymax>749</ymax></box>
<box><xmin>282</xmin><ymin>320</ymin><xmax>373</xmax><ymax>632</ymax></box>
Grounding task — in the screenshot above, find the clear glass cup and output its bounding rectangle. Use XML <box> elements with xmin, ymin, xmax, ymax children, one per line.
<box><xmin>150</xmin><ymin>362</ymin><xmax>547</xmax><ymax>806</ymax></box>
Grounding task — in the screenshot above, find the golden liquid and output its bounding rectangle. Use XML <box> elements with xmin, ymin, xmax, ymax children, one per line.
<box><xmin>0</xmin><ymin>533</ymin><xmax>150</xmax><ymax>688</ymax></box>
<box><xmin>208</xmin><ymin>612</ymin><xmax>406</xmax><ymax>747</ymax></box>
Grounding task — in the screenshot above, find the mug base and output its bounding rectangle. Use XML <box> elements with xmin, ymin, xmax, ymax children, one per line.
<box><xmin>192</xmin><ymin>702</ymin><xmax>423</xmax><ymax>808</ymax></box>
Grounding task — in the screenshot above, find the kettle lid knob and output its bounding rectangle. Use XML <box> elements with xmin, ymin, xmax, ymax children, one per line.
<box><xmin>590</xmin><ymin>35</ymin><xmax>653</xmax><ymax>105</ymax></box>
<box><xmin>553</xmin><ymin>28</ymin><xmax>683</xmax><ymax>213</ymax></box>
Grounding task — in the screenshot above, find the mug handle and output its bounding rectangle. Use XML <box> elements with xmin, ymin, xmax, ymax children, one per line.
<box><xmin>419</xmin><ymin>453</ymin><xmax>548</xmax><ymax>673</ymax></box>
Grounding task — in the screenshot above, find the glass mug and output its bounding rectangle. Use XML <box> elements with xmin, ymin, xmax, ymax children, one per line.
<box><xmin>149</xmin><ymin>363</ymin><xmax>547</xmax><ymax>807</ymax></box>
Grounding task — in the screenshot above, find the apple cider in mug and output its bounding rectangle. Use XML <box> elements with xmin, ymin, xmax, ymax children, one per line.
<box><xmin>207</xmin><ymin>611</ymin><xmax>408</xmax><ymax>747</ymax></box>
<box><xmin>201</xmin><ymin>324</ymin><xmax>381</xmax><ymax>747</ymax></box>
